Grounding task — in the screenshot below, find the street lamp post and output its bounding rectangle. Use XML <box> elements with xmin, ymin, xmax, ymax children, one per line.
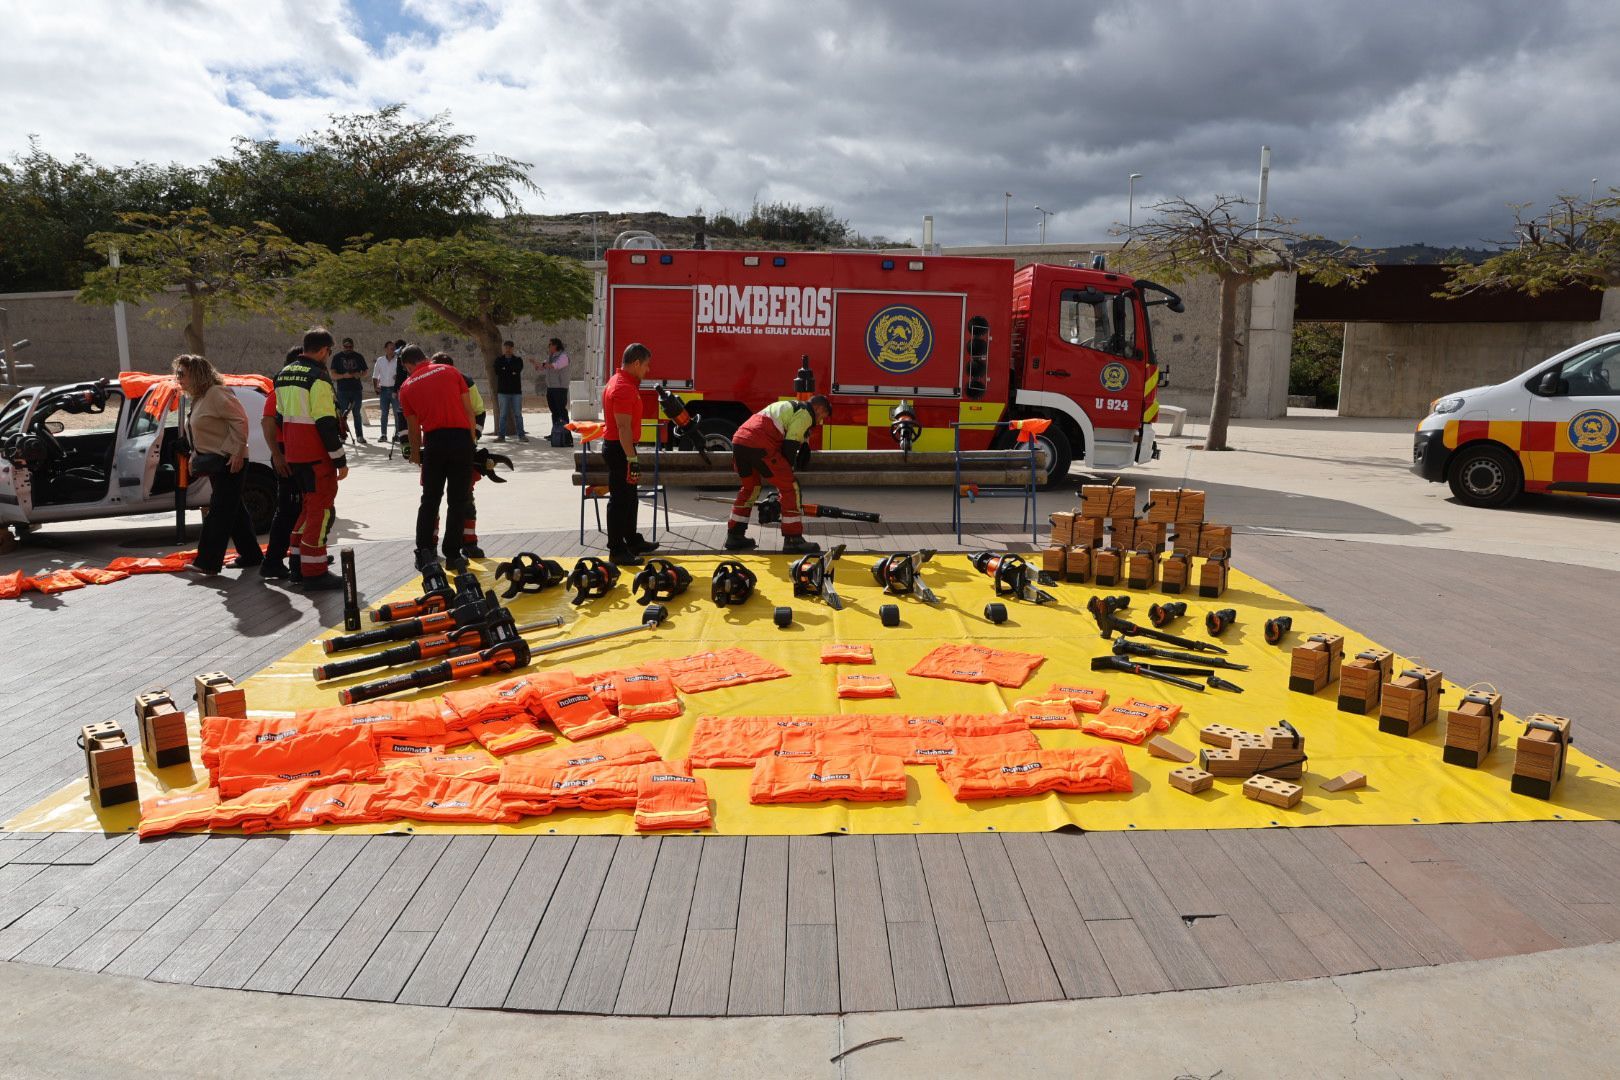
<box><xmin>1593</xmin><ymin>178</ymin><xmax>1600</xmax><ymax>204</ymax></box>
<box><xmin>1034</xmin><ymin>205</ymin><xmax>1053</xmax><ymax>245</ymax></box>
<box><xmin>1128</xmin><ymin>173</ymin><xmax>1143</xmax><ymax>229</ymax></box>
<box><xmin>580</xmin><ymin>213</ymin><xmax>600</xmax><ymax>260</ymax></box>
<box><xmin>1003</xmin><ymin>192</ymin><xmax>1012</xmax><ymax>244</ymax></box>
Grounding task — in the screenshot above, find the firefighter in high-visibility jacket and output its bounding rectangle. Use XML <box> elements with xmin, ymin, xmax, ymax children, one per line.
<box><xmin>726</xmin><ymin>394</ymin><xmax>832</xmax><ymax>554</ymax></box>
<box><xmin>274</xmin><ymin>328</ymin><xmax>348</xmax><ymax>590</ymax></box>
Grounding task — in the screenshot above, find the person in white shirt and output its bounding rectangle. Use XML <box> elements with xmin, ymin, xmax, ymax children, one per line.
<box><xmin>373</xmin><ymin>340</ymin><xmax>401</xmax><ymax>440</ymax></box>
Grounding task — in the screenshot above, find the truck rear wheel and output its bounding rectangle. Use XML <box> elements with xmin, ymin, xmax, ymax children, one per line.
<box><xmin>241</xmin><ymin>464</ymin><xmax>277</xmax><ymax>533</ymax></box>
<box><xmin>1447</xmin><ymin>443</ymin><xmax>1522</xmax><ymax>508</ymax></box>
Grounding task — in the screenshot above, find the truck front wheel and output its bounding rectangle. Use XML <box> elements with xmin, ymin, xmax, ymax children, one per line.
<box><xmin>1447</xmin><ymin>444</ymin><xmax>1522</xmax><ymax>508</ymax></box>
<box><xmin>241</xmin><ymin>464</ymin><xmax>278</xmax><ymax>533</ymax></box>
<box><xmin>696</xmin><ymin>418</ymin><xmax>738</xmax><ymax>453</ymax></box>
<box><xmin>1033</xmin><ymin>424</ymin><xmax>1073</xmax><ymax>490</ymax></box>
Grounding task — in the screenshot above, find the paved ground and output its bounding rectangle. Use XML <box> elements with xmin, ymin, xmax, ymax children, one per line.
<box><xmin>3</xmin><ymin>413</ymin><xmax>1617</xmax><ymax>1075</ymax></box>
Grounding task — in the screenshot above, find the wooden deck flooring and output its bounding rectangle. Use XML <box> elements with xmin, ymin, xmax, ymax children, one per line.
<box><xmin>2</xmin><ymin>521</ymin><xmax>1619</xmax><ymax>1015</ymax></box>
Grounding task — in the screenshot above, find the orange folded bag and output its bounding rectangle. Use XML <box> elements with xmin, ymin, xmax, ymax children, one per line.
<box><xmin>634</xmin><ymin>763</ymin><xmax>712</xmax><ymax>832</ymax></box>
<box><xmin>383</xmin><ymin>771</ymin><xmax>520</xmax><ymax>824</ymax></box>
<box><xmin>1044</xmin><ymin>683</ymin><xmax>1109</xmax><ymax>714</ymax></box>
<box><xmin>138</xmin><ymin>788</ymin><xmax>222</xmax><ymax>839</ymax></box>
<box><xmin>201</xmin><ymin>714</ymin><xmax>305</xmax><ymax>772</ymax></box>
<box><xmin>837</xmin><ymin>672</ymin><xmax>897</xmax><ymax>699</ymax></box>
<box><xmin>297</xmin><ymin>700</ymin><xmax>447</xmax><ymax>741</ymax></box>
<box><xmin>820</xmin><ymin>643</ymin><xmax>874</xmax><ymax>665</ymax></box>
<box><xmin>71</xmin><ymin>567</ymin><xmax>130</xmax><ymax>585</ymax></box>
<box><xmin>375</xmin><ymin>738</ymin><xmax>447</xmax><ymax>763</ymax></box>
<box><xmin>1082</xmin><ymin>697</ymin><xmax>1182</xmax><ymax>744</ymax></box>
<box><xmin>907</xmin><ymin>643</ymin><xmax>1044</xmax><ymax>688</ymax></box>
<box><xmin>653</xmin><ymin>647</ymin><xmax>791</xmax><ymax>693</ymax></box>
<box><xmin>215</xmin><ymin>726</ymin><xmax>380</xmax><ymax>798</ymax></box>
<box><xmin>935</xmin><ymin>746</ymin><xmax>1134</xmax><ymax>800</ymax></box>
<box><xmin>866</xmin><ymin>723</ymin><xmax>1040</xmax><ymax>765</ymax></box>
<box><xmin>382</xmin><ymin>750</ymin><xmax>501</xmax><ymax>785</ymax></box>
<box><xmin>213</xmin><ymin>779</ymin><xmax>315</xmax><ymax>833</ymax></box>
<box><xmin>0</xmin><ymin>571</ymin><xmax>32</xmax><ymax>599</ymax></box>
<box><xmin>276</xmin><ymin>782</ymin><xmax>394</xmax><ymax>828</ymax></box>
<box><xmin>605</xmin><ymin>668</ymin><xmax>682</xmax><ymax>722</ymax></box>
<box><xmin>748</xmin><ymin>753</ymin><xmax>908</xmax><ymax>805</ymax></box>
<box><xmin>462</xmin><ymin>713</ymin><xmax>554</xmax><ymax>756</ymax></box>
<box><xmin>1013</xmin><ymin>698</ymin><xmax>1080</xmax><ymax>730</ymax></box>
<box><xmin>538</xmin><ymin>686</ymin><xmax>626</xmax><ymax>741</ymax></box>
<box><xmin>27</xmin><ymin>569</ymin><xmax>87</xmax><ymax>594</ymax></box>
<box><xmin>688</xmin><ymin>716</ymin><xmax>870</xmax><ymax>768</ymax></box>
<box><xmin>438</xmin><ymin>669</ymin><xmax>580</xmax><ymax>728</ymax></box>
<box><xmin>496</xmin><ymin>760</ymin><xmax>645</xmax><ymax>813</ymax></box>
<box><xmin>526</xmin><ymin>731</ymin><xmax>664</xmax><ymax>769</ymax></box>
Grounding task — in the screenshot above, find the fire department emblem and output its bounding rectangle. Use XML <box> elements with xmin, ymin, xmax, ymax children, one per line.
<box><xmin>1569</xmin><ymin>409</ymin><xmax>1618</xmax><ymax>453</ymax></box>
<box><xmin>866</xmin><ymin>305</ymin><xmax>933</xmax><ymax>374</ymax></box>
<box><xmin>1100</xmin><ymin>362</ymin><xmax>1130</xmax><ymax>392</ymax></box>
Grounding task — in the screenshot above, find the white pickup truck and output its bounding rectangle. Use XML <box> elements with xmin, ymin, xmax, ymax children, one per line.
<box><xmin>0</xmin><ymin>376</ymin><xmax>276</xmax><ymax>541</ymax></box>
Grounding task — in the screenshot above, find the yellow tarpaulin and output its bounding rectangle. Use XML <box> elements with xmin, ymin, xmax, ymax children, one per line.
<box><xmin>9</xmin><ymin>553</ymin><xmax>1618</xmax><ymax>835</ymax></box>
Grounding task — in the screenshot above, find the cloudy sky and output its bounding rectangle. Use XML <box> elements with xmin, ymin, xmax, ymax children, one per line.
<box><xmin>4</xmin><ymin>0</ymin><xmax>1618</xmax><ymax>248</ymax></box>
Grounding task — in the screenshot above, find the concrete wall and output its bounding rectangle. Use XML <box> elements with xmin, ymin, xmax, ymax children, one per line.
<box><xmin>0</xmin><ymin>290</ymin><xmax>587</xmax><ymax>397</ymax></box>
<box><xmin>1338</xmin><ymin>289</ymin><xmax>1620</xmax><ymax>418</ymax></box>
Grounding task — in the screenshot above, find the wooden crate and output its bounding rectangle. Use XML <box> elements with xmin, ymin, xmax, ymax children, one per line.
<box><xmin>1338</xmin><ymin>649</ymin><xmax>1394</xmax><ymax>715</ymax></box>
<box><xmin>1443</xmin><ymin>689</ymin><xmax>1504</xmax><ymax>768</ymax></box>
<box><xmin>1511</xmin><ymin>713</ymin><xmax>1572</xmax><ymax>799</ymax></box>
<box><xmin>1048</xmin><ymin>512</ymin><xmax>1078</xmax><ymax>547</ymax></box>
<box><xmin>1080</xmin><ymin>484</ymin><xmax>1136</xmax><ymax>519</ymax></box>
<box><xmin>1197</xmin><ymin>524</ymin><xmax>1233</xmax><ymax>559</ymax></box>
<box><xmin>82</xmin><ymin>721</ymin><xmax>137</xmax><ymax>807</ymax></box>
<box><xmin>1378</xmin><ymin>666</ymin><xmax>1443</xmax><ymax>737</ymax></box>
<box><xmin>1159</xmin><ymin>552</ymin><xmax>1191</xmax><ymax>595</ymax></box>
<box><xmin>1197</xmin><ymin>555</ymin><xmax>1229</xmax><ymax>598</ymax></box>
<box><xmin>1146</xmin><ymin>488</ymin><xmax>1207</xmax><ymax>525</ymax></box>
<box><xmin>195</xmin><ymin>671</ymin><xmax>246</xmax><ymax>719</ymax></box>
<box><xmin>1092</xmin><ymin>547</ymin><xmax>1123</xmax><ymax>587</ymax></box>
<box><xmin>1243</xmin><ymin>775</ymin><xmax>1304</xmax><ymax>809</ymax></box>
<box><xmin>1126</xmin><ymin>549</ymin><xmax>1159</xmax><ymax>590</ymax></box>
<box><xmin>1289</xmin><ymin>634</ymin><xmax>1344</xmax><ymax>694</ymax></box>
<box><xmin>1170</xmin><ymin>766</ymin><xmax>1214</xmax><ymax>794</ymax></box>
<box><xmin>1065</xmin><ymin>547</ymin><xmax>1091</xmax><ymax>583</ymax></box>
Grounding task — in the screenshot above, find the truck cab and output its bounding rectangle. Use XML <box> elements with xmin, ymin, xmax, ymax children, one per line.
<box><xmin>1412</xmin><ymin>331</ymin><xmax>1620</xmax><ymax>507</ymax></box>
<box><xmin>0</xmin><ymin>377</ymin><xmax>277</xmax><ymax>537</ymax></box>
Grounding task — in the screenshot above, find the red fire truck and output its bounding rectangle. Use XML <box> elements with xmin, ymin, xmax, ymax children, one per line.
<box><xmin>596</xmin><ymin>247</ymin><xmax>1184</xmax><ymax>486</ymax></box>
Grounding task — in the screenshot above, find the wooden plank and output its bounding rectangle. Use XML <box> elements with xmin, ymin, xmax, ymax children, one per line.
<box><xmin>1185</xmin><ymin>915</ymin><xmax>1277</xmax><ymax>986</ymax></box>
<box><xmin>685</xmin><ymin>836</ymin><xmax>744</xmax><ymax>930</ymax></box>
<box><xmin>503</xmin><ymin>836</ymin><xmax>618</xmax><ymax>1012</ymax></box>
<box><xmin>393</xmin><ymin>835</ymin><xmax>492</xmax><ymax>933</ymax></box>
<box><xmin>6</xmin><ymin>833</ymin><xmax>95</xmax><ymax>865</ymax></box>
<box><xmin>293</xmin><ymin>834</ymin><xmax>410</xmax><ymax>932</ymax></box>
<box><xmin>343</xmin><ymin>929</ymin><xmax>434</xmax><ymax>1002</ymax></box>
<box><xmin>1209</xmin><ymin>830</ymin><xmax>1318</xmax><ymax>914</ymax></box>
<box><xmin>872</xmin><ymin>836</ymin><xmax>953</xmax><ymax>1010</ymax></box>
<box><xmin>830</xmin><ymin>835</ymin><xmax>896</xmax><ymax>1013</ymax></box>
<box><xmin>588</xmin><ymin>836</ymin><xmax>660</xmax><ymax>931</ymax></box>
<box><xmin>292</xmin><ymin>836</ymin><xmax>451</xmax><ymax>999</ymax></box>
<box><xmin>450</xmin><ymin>837</ymin><xmax>576</xmax><ymax>1009</ymax></box>
<box><xmin>783</xmin><ymin>923</ymin><xmax>839</xmax><ymax>1014</ymax></box>
<box><xmin>915</xmin><ymin>835</ymin><xmax>1007</xmax><ymax>1006</ymax></box>
<box><xmin>1086</xmin><ymin>833</ymin><xmax>1224</xmax><ymax>991</ymax></box>
<box><xmin>1430</xmin><ymin>826</ymin><xmax>1611</xmax><ymax>947</ymax></box>
<box><xmin>0</xmin><ymin>903</ymin><xmax>78</xmax><ymax>960</ymax></box>
<box><xmin>1041</xmin><ymin>833</ymin><xmax>1129</xmax><ymax>920</ymax></box>
<box><xmin>1000</xmin><ymin>833</ymin><xmax>1117</xmax><ymax>999</ymax></box>
<box><xmin>1129</xmin><ymin>831</ymin><xmax>1223</xmax><ymax>916</ymax></box>
<box><xmin>670</xmin><ymin>927</ymin><xmax>735</xmax><ymax>1017</ymax></box>
<box><xmin>958</xmin><ymin>835</ymin><xmax>1062</xmax><ymax>1003</ymax></box>
<box><xmin>615</xmin><ymin>837</ymin><xmax>703</xmax><ymax>1015</ymax></box>
<box><xmin>1280</xmin><ymin>910</ymin><xmax>1378</xmax><ymax>975</ymax></box>
<box><xmin>727</xmin><ymin>836</ymin><xmax>788</xmax><ymax>1016</ymax></box>
<box><xmin>559</xmin><ymin>929</ymin><xmax>636</xmax><ymax>1014</ymax></box>
<box><xmin>1085</xmin><ymin>919</ymin><xmax>1174</xmax><ymax>996</ymax></box>
<box><xmin>392</xmin><ymin>837</ymin><xmax>535</xmax><ymax>1007</ymax></box>
<box><xmin>787</xmin><ymin>835</ymin><xmax>834</xmax><ymax>925</ymax></box>
<box><xmin>11</xmin><ymin>835</ymin><xmax>189</xmax><ymax>966</ymax></box>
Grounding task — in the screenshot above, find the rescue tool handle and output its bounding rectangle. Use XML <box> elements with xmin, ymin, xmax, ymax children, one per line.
<box><xmin>339</xmin><ymin>660</ymin><xmax>453</xmax><ymax>704</ymax></box>
<box><xmin>372</xmin><ymin>593</ymin><xmax>449</xmax><ymax>623</ymax></box>
<box><xmin>323</xmin><ymin>618</ymin><xmax>437</xmax><ymax>654</ymax></box>
<box><xmin>315</xmin><ymin>642</ymin><xmax>434</xmax><ymax>682</ymax></box>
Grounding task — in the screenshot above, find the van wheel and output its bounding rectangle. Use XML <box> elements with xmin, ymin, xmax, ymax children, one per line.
<box><xmin>241</xmin><ymin>465</ymin><xmax>278</xmax><ymax>533</ymax></box>
<box><xmin>1447</xmin><ymin>444</ymin><xmax>1522</xmax><ymax>508</ymax></box>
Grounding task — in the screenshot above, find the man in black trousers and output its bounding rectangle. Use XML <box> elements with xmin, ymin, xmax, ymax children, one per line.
<box><xmin>397</xmin><ymin>345</ymin><xmax>478</xmax><ymax>572</ymax></box>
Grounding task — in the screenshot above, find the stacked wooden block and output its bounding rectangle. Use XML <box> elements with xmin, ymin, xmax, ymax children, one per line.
<box><xmin>1512</xmin><ymin>714</ymin><xmax>1573</xmax><ymax>799</ymax></box>
<box><xmin>195</xmin><ymin>671</ymin><xmax>247</xmax><ymax>719</ymax></box>
<box><xmin>1338</xmin><ymin>649</ymin><xmax>1394</xmax><ymax>715</ymax></box>
<box><xmin>81</xmin><ymin>720</ymin><xmax>137</xmax><ymax>807</ymax></box>
<box><xmin>1045</xmin><ymin>510</ymin><xmax>1107</xmax><ymax>583</ymax></box>
<box><xmin>1378</xmin><ymin>666</ymin><xmax>1443</xmax><ymax>737</ymax></box>
<box><xmin>135</xmin><ymin>688</ymin><xmax>190</xmax><ymax>768</ymax></box>
<box><xmin>1243</xmin><ymin>774</ymin><xmax>1304</xmax><ymax>809</ymax></box>
<box><xmin>1289</xmin><ymin>634</ymin><xmax>1345</xmax><ymax>694</ymax></box>
<box><xmin>1199</xmin><ymin>721</ymin><xmax>1306</xmax><ymax>779</ymax></box>
<box><xmin>1443</xmin><ymin>688</ymin><xmax>1504</xmax><ymax>768</ymax></box>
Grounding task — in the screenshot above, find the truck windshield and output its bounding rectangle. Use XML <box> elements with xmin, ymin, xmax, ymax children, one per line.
<box><xmin>1059</xmin><ymin>289</ymin><xmax>1135</xmax><ymax>358</ymax></box>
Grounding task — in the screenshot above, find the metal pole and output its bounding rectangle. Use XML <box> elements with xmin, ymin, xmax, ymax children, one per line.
<box><xmin>110</xmin><ymin>246</ymin><xmax>131</xmax><ymax>372</ymax></box>
<box><xmin>591</xmin><ymin>214</ymin><xmax>599</xmax><ymax>260</ymax></box>
<box><xmin>1003</xmin><ymin>192</ymin><xmax>1012</xmax><ymax>244</ymax></box>
<box><xmin>1255</xmin><ymin>146</ymin><xmax>1271</xmax><ymax>237</ymax></box>
<box><xmin>1034</xmin><ymin>206</ymin><xmax>1052</xmax><ymax>245</ymax></box>
<box><xmin>1128</xmin><ymin>173</ymin><xmax>1143</xmax><ymax>229</ymax></box>
<box><xmin>1593</xmin><ymin>178</ymin><xmax>1600</xmax><ymax>203</ymax></box>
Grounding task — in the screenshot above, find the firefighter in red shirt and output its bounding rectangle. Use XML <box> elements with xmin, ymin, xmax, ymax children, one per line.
<box><xmin>726</xmin><ymin>395</ymin><xmax>831</xmax><ymax>554</ymax></box>
<box><xmin>398</xmin><ymin>346</ymin><xmax>479</xmax><ymax>572</ymax></box>
<box><xmin>602</xmin><ymin>343</ymin><xmax>659</xmax><ymax>566</ymax></box>
<box><xmin>273</xmin><ymin>328</ymin><xmax>348</xmax><ymax>589</ymax></box>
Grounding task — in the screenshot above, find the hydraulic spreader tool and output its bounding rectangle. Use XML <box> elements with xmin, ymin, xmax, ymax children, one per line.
<box><xmin>631</xmin><ymin>559</ymin><xmax>692</xmax><ymax>604</ymax></box>
<box><xmin>567</xmin><ymin>557</ymin><xmax>620</xmax><ymax>605</ymax></box>
<box><xmin>696</xmin><ymin>492</ymin><xmax>883</xmax><ymax>526</ymax></box>
<box><xmin>711</xmin><ymin>561</ymin><xmax>757</xmax><ymax>607</ymax></box>
<box><xmin>657</xmin><ymin>384</ymin><xmax>710</xmax><ymax>461</ymax></box>
<box><xmin>970</xmin><ymin>552</ymin><xmax>1056</xmax><ymax>604</ymax></box>
<box><xmin>493</xmin><ymin>553</ymin><xmax>567</xmax><ymax>598</ymax></box>
<box><xmin>791</xmin><ymin>544</ymin><xmax>845</xmax><ymax>609</ymax></box>
<box><xmin>870</xmin><ymin>550</ymin><xmax>939</xmax><ymax>603</ymax></box>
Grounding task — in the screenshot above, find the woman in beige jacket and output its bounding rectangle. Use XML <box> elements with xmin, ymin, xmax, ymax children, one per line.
<box><xmin>174</xmin><ymin>354</ymin><xmax>263</xmax><ymax>574</ymax></box>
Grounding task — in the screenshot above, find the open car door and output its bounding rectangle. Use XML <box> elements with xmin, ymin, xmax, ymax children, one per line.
<box><xmin>0</xmin><ymin>387</ymin><xmax>43</xmax><ymax>523</ymax></box>
<box><xmin>114</xmin><ymin>387</ymin><xmax>179</xmax><ymax>503</ymax></box>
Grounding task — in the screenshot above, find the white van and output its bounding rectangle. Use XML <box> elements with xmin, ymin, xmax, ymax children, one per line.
<box><xmin>1412</xmin><ymin>332</ymin><xmax>1620</xmax><ymax>507</ymax></box>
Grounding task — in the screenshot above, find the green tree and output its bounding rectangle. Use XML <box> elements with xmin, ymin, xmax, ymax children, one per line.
<box><xmin>1117</xmin><ymin>195</ymin><xmax>1371</xmax><ymax>450</ymax></box>
<box><xmin>1443</xmin><ymin>191</ymin><xmax>1620</xmax><ymax>296</ymax></box>
<box><xmin>1289</xmin><ymin>321</ymin><xmax>1344</xmax><ymax>408</ymax></box>
<box><xmin>293</xmin><ymin>233</ymin><xmax>593</xmax><ymax>388</ymax></box>
<box><xmin>210</xmin><ymin>105</ymin><xmax>537</xmax><ymax>251</ymax></box>
<box><xmin>78</xmin><ymin>208</ymin><xmax>319</xmax><ymax>355</ymax></box>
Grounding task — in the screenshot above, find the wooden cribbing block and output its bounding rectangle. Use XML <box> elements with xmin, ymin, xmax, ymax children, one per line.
<box><xmin>1042</xmin><ymin>545</ymin><xmax>1067</xmax><ymax>574</ymax></box>
<box><xmin>1511</xmin><ymin>713</ymin><xmax>1572</xmax><ymax>799</ymax></box>
<box><xmin>195</xmin><ymin>671</ymin><xmax>246</xmax><ymax>719</ymax></box>
<box><xmin>1200</xmin><ymin>721</ymin><xmax>1305</xmax><ymax>779</ymax></box>
<box><xmin>1159</xmin><ymin>552</ymin><xmax>1191</xmax><ymax>595</ymax></box>
<box><xmin>1065</xmin><ymin>546</ymin><xmax>1091</xmax><ymax>583</ymax></box>
<box><xmin>1197</xmin><ymin>554</ymin><xmax>1229</xmax><ymax>598</ymax></box>
<box><xmin>1443</xmin><ymin>690</ymin><xmax>1504</xmax><ymax>768</ymax></box>
<box><xmin>1147</xmin><ymin>736</ymin><xmax>1195</xmax><ymax>762</ymax></box>
<box><xmin>1197</xmin><ymin>525</ymin><xmax>1233</xmax><ymax>558</ymax></box>
<box><xmin>1171</xmin><ymin>524</ymin><xmax>1201</xmax><ymax>556</ymax></box>
<box><xmin>1200</xmin><ymin>724</ymin><xmax>1261</xmax><ymax>749</ymax></box>
<box><xmin>1081</xmin><ymin>483</ymin><xmax>1136</xmax><ymax>519</ymax></box>
<box><xmin>134</xmin><ymin>688</ymin><xmax>175</xmax><ymax>726</ymax></box>
<box><xmin>1378</xmin><ymin>666</ymin><xmax>1443</xmax><ymax>737</ymax></box>
<box><xmin>1070</xmin><ymin>516</ymin><xmax>1105</xmax><ymax>549</ymax></box>
<box><xmin>82</xmin><ymin>721</ymin><xmax>137</xmax><ymax>807</ymax></box>
<box><xmin>1243</xmin><ymin>774</ymin><xmax>1303</xmax><ymax>809</ymax></box>
<box><xmin>1112</xmin><ymin>518</ymin><xmax>1166</xmax><ymax>553</ymax></box>
<box><xmin>1320</xmin><ymin>771</ymin><xmax>1367</xmax><ymax>792</ymax></box>
<box><xmin>1048</xmin><ymin>512</ymin><xmax>1078</xmax><ymax>546</ymax></box>
<box><xmin>1338</xmin><ymin>649</ymin><xmax>1394</xmax><ymax>714</ymax></box>
<box><xmin>140</xmin><ymin>705</ymin><xmax>191</xmax><ymax>769</ymax></box>
<box><xmin>1170</xmin><ymin>766</ymin><xmax>1214</xmax><ymax>794</ymax></box>
<box><xmin>1146</xmin><ymin>488</ymin><xmax>1206</xmax><ymax>525</ymax></box>
<box><xmin>1289</xmin><ymin>634</ymin><xmax>1344</xmax><ymax>694</ymax></box>
<box><xmin>1092</xmin><ymin>547</ymin><xmax>1123</xmax><ymax>587</ymax></box>
<box><xmin>1126</xmin><ymin>549</ymin><xmax>1159</xmax><ymax>590</ymax></box>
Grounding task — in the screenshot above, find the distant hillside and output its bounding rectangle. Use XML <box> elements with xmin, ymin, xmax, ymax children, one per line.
<box><xmin>1295</xmin><ymin>240</ymin><xmax>1498</xmax><ymax>265</ymax></box>
<box><xmin>494</xmin><ymin>208</ymin><xmax>907</xmax><ymax>260</ymax></box>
